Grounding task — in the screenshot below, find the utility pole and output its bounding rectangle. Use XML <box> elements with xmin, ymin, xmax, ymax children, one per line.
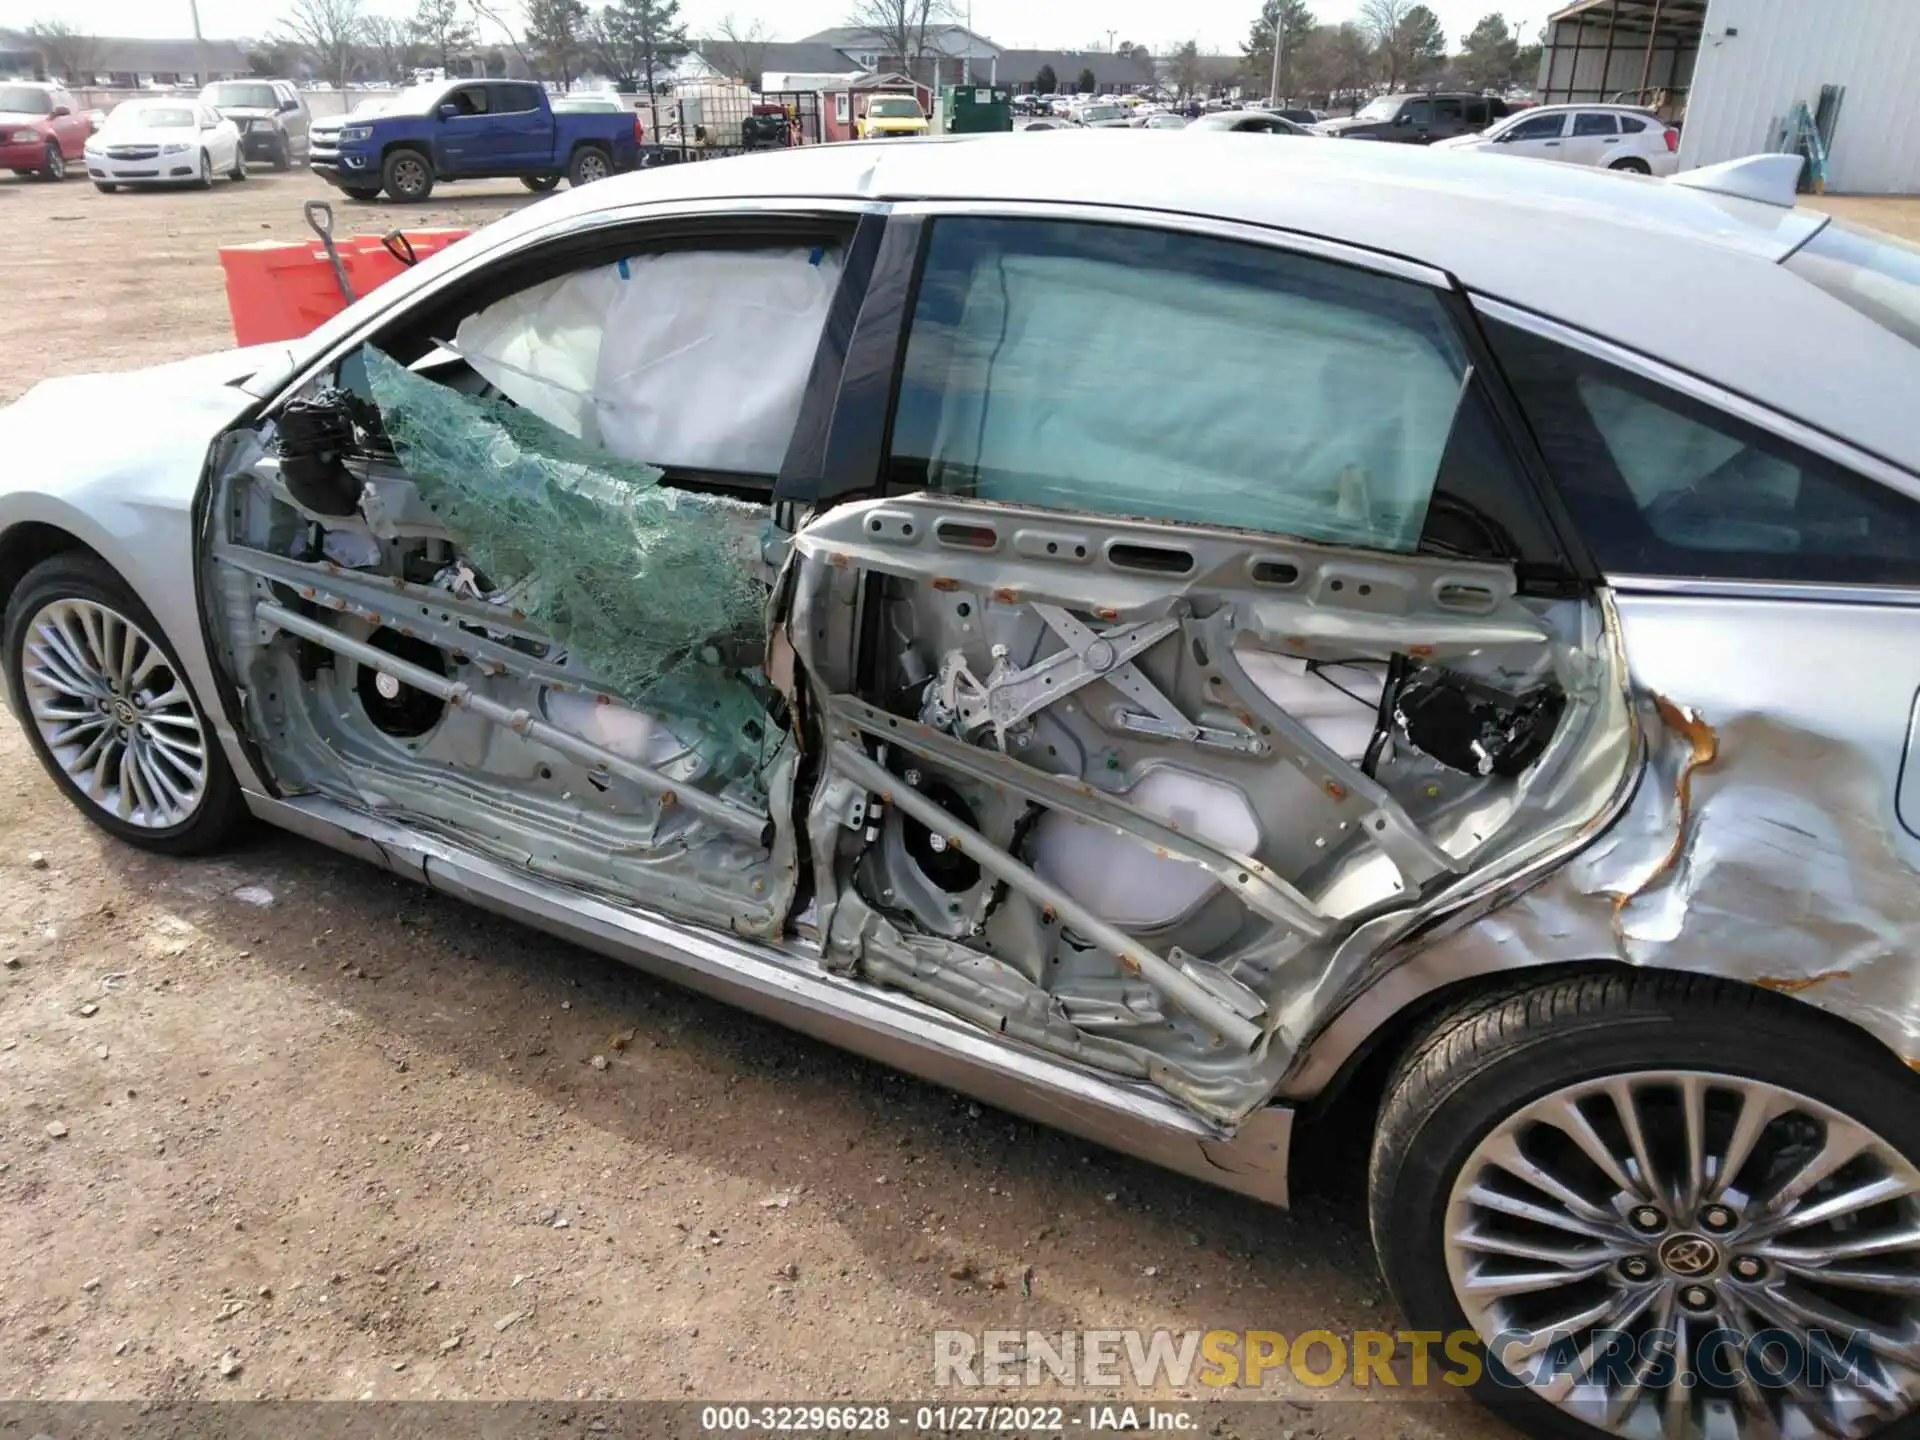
<box><xmin>1267</xmin><ymin>7</ymin><xmax>1285</xmax><ymax>103</ymax></box>
<box><xmin>1105</xmin><ymin>29</ymin><xmax>1117</xmax><ymax>52</ymax></box>
<box><xmin>188</xmin><ymin>0</ymin><xmax>209</xmax><ymax>84</ymax></box>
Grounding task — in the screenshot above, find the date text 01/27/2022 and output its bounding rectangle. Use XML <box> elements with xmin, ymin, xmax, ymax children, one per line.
<box><xmin>697</xmin><ymin>1403</ymin><xmax>1198</xmax><ymax>1431</ymax></box>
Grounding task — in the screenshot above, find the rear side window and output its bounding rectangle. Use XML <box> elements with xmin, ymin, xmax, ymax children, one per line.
<box><xmin>887</xmin><ymin>217</ymin><xmax>1485</xmax><ymax>555</ymax></box>
<box><xmin>1573</xmin><ymin>112</ymin><xmax>1618</xmax><ymax>136</ymax></box>
<box><xmin>1487</xmin><ymin>318</ymin><xmax>1920</xmax><ymax>584</ymax></box>
<box><xmin>492</xmin><ymin>83</ymin><xmax>543</xmax><ymax>113</ymax></box>
<box><xmin>1464</xmin><ymin>99</ymin><xmax>1489</xmax><ymax>125</ymax></box>
<box><xmin>1619</xmin><ymin>115</ymin><xmax>1648</xmax><ymax>133</ymax></box>
<box><xmin>1433</xmin><ymin>97</ymin><xmax>1464</xmax><ymax>121</ymax></box>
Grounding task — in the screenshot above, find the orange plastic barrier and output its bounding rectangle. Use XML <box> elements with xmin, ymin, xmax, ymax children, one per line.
<box><xmin>219</xmin><ymin>228</ymin><xmax>470</xmax><ymax>346</ymax></box>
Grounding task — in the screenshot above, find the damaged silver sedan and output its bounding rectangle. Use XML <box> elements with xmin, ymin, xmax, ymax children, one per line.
<box><xmin>5</xmin><ymin>135</ymin><xmax>1920</xmax><ymax>1438</ymax></box>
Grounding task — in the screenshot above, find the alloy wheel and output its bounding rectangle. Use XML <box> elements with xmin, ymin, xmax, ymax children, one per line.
<box><xmin>44</xmin><ymin>144</ymin><xmax>64</xmax><ymax>180</ymax></box>
<box><xmin>575</xmin><ymin>151</ymin><xmax>608</xmax><ymax>182</ymax></box>
<box><xmin>19</xmin><ymin>598</ymin><xmax>208</xmax><ymax>829</ymax></box>
<box><xmin>1445</xmin><ymin>1070</ymin><xmax>1920</xmax><ymax>1439</ymax></box>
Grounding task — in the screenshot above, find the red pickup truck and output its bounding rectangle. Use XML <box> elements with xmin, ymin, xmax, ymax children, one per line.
<box><xmin>0</xmin><ymin>81</ymin><xmax>91</xmax><ymax>181</ymax></box>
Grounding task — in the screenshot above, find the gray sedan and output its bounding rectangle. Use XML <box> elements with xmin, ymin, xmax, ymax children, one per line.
<box><xmin>3</xmin><ymin>134</ymin><xmax>1919</xmax><ymax>1440</ymax></box>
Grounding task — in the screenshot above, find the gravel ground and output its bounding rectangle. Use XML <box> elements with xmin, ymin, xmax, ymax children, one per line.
<box><xmin>2</xmin><ymin>158</ymin><xmax>1911</xmax><ymax>1430</ymax></box>
<box><xmin>0</xmin><ymin>166</ymin><xmax>1504</xmax><ymax>1434</ymax></box>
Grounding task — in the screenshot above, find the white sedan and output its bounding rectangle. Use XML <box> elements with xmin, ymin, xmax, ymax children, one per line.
<box><xmin>84</xmin><ymin>98</ymin><xmax>245</xmax><ymax>192</ymax></box>
<box><xmin>1431</xmin><ymin>102</ymin><xmax>1680</xmax><ymax>175</ymax></box>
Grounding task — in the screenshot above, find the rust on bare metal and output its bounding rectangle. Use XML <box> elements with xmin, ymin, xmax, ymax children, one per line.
<box><xmin>946</xmin><ymin>835</ymin><xmax>964</xmax><ymax>853</ymax></box>
<box><xmin>931</xmin><ymin>577</ymin><xmax>960</xmax><ymax>592</ymax></box>
<box><xmin>1094</xmin><ymin>607</ymin><xmax>1121</xmax><ymax>622</ymax></box>
<box><xmin>1324</xmin><ymin>780</ymin><xmax>1348</xmax><ymax>801</ymax></box>
<box><xmin>991</xmin><ymin>587</ymin><xmax>1020</xmax><ymax>604</ymax></box>
<box><xmin>1117</xmin><ymin>953</ymin><xmax>1141</xmax><ymax>976</ymax></box>
<box><xmin>1040</xmin><ymin>904</ymin><xmax>1057</xmax><ymax>925</ymax></box>
<box><xmin>659</xmin><ymin>791</ymin><xmax>677</xmax><ymax>808</ymax></box>
<box><xmin>1754</xmin><ymin>970</ymin><xmax>1854</xmax><ymax>994</ymax></box>
<box><xmin>1611</xmin><ymin>697</ymin><xmax>1720</xmax><ymax>923</ymax></box>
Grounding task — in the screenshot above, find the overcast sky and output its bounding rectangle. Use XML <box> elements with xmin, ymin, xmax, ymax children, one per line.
<box><xmin>3</xmin><ymin>0</ymin><xmax>1558</xmax><ymax>58</ymax></box>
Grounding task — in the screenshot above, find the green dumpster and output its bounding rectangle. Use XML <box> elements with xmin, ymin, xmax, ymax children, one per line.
<box><xmin>940</xmin><ymin>84</ymin><xmax>1012</xmax><ymax>134</ymax></box>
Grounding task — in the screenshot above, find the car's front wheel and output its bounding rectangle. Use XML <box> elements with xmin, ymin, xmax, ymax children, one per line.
<box><xmin>271</xmin><ymin>134</ymin><xmax>293</xmax><ymax>171</ymax></box>
<box><xmin>40</xmin><ymin>142</ymin><xmax>66</xmax><ymax>181</ymax></box>
<box><xmin>1371</xmin><ymin>972</ymin><xmax>1920</xmax><ymax>1440</ymax></box>
<box><xmin>194</xmin><ymin>149</ymin><xmax>212</xmax><ymax>189</ymax></box>
<box><xmin>3</xmin><ymin>553</ymin><xmax>245</xmax><ymax>855</ymax></box>
<box><xmin>381</xmin><ymin>148</ymin><xmax>433</xmax><ymax>202</ymax></box>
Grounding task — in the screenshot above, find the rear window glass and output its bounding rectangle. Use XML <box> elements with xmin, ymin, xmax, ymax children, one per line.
<box><xmin>1786</xmin><ymin>221</ymin><xmax>1920</xmax><ymax>351</ymax></box>
<box><xmin>1573</xmin><ymin>112</ymin><xmax>1617</xmax><ymax>136</ymax></box>
<box><xmin>1620</xmin><ymin>115</ymin><xmax>1647</xmax><ymax>133</ymax></box>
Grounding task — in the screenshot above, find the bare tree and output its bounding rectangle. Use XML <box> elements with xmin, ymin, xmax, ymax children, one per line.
<box><xmin>843</xmin><ymin>0</ymin><xmax>952</xmax><ymax>90</ymax></box>
<box><xmin>1357</xmin><ymin>0</ymin><xmax>1412</xmax><ymax>87</ymax></box>
<box><xmin>1163</xmin><ymin>38</ymin><xmax>1204</xmax><ymax>100</ymax></box>
<box><xmin>363</xmin><ymin>16</ymin><xmax>423</xmax><ymax>83</ymax></box>
<box><xmin>276</xmin><ymin>0</ymin><xmax>367</xmax><ymax>89</ymax></box>
<box><xmin>409</xmin><ymin>0</ymin><xmax>476</xmax><ymax>73</ymax></box>
<box><xmin>706</xmin><ymin>13</ymin><xmax>771</xmax><ymax>89</ymax></box>
<box><xmin>525</xmin><ymin>0</ymin><xmax>591</xmax><ymax>84</ymax></box>
<box><xmin>469</xmin><ymin>0</ymin><xmax>537</xmax><ymax>78</ymax></box>
<box><xmin>24</xmin><ymin>18</ymin><xmax>101</xmax><ymax>83</ymax></box>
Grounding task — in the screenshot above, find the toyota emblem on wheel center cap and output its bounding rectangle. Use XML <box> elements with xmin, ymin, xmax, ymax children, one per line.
<box><xmin>1658</xmin><ymin>1233</ymin><xmax>1722</xmax><ymax>1277</ymax></box>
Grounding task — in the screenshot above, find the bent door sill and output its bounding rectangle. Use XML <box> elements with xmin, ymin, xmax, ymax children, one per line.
<box><xmin>246</xmin><ymin>792</ymin><xmax>1295</xmax><ymax>1207</ymax></box>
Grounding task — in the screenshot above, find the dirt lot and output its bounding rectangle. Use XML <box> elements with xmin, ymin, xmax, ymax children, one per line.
<box><xmin>0</xmin><ymin>167</ymin><xmax>1495</xmax><ymax>1433</ymax></box>
<box><xmin>3</xmin><ymin>159</ymin><xmax>1914</xmax><ymax>1430</ymax></box>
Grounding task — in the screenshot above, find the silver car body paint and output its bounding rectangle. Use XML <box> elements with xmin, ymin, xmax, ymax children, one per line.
<box><xmin>4</xmin><ymin>138</ymin><xmax>1920</xmax><ymax>1205</ymax></box>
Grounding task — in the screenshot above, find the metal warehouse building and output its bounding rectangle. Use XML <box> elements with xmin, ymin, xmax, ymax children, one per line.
<box><xmin>1540</xmin><ymin>0</ymin><xmax>1920</xmax><ymax>193</ymax></box>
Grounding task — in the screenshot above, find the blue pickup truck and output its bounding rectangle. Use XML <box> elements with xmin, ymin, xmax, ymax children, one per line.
<box><xmin>309</xmin><ymin>79</ymin><xmax>641</xmax><ymax>202</ymax></box>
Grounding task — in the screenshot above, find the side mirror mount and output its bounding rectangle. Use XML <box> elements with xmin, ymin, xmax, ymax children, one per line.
<box><xmin>437</xmin><ymin>103</ymin><xmax>459</xmax><ymax>121</ymax></box>
<box><xmin>281</xmin><ymin>98</ymin><xmax>300</xmax><ymax>113</ymax></box>
<box><xmin>1392</xmin><ymin>112</ymin><xmax>1409</xmax><ymax>127</ymax></box>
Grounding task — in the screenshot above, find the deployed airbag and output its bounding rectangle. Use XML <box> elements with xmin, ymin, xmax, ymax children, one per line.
<box><xmin>453</xmin><ymin>245</ymin><xmax>842</xmax><ymax>476</ymax></box>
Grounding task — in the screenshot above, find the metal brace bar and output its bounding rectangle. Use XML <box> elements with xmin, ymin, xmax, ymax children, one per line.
<box><xmin>831</xmin><ymin>740</ymin><xmax>1265</xmax><ymax>1051</ymax></box>
<box><xmin>256</xmin><ymin>602</ymin><xmax>771</xmax><ymax>846</ymax></box>
<box><xmin>1031</xmin><ymin>604</ymin><xmax>1195</xmax><ymax>736</ymax></box>
<box><xmin>1201</xmin><ymin>609</ymin><xmax>1460</xmax><ymax>885</ymax></box>
<box><xmin>832</xmin><ymin>694</ymin><xmax>1331</xmax><ymax>941</ymax></box>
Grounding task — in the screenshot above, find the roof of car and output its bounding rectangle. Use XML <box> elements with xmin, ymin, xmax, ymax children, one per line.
<box><xmin>496</xmin><ymin>132</ymin><xmax>1920</xmax><ymax>474</ymax></box>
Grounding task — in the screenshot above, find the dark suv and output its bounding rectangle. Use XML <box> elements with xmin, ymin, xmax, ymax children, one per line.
<box><xmin>1315</xmin><ymin>91</ymin><xmax>1509</xmax><ymax>143</ymax></box>
<box><xmin>200</xmin><ymin>79</ymin><xmax>310</xmax><ymax>170</ymax></box>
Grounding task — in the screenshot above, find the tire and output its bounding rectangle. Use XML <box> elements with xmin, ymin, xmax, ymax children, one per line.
<box><xmin>340</xmin><ymin>185</ymin><xmax>382</xmax><ymax>202</ymax></box>
<box><xmin>271</xmin><ymin>135</ymin><xmax>293</xmax><ymax>171</ymax></box>
<box><xmin>228</xmin><ymin>148</ymin><xmax>248</xmax><ymax>181</ymax></box>
<box><xmin>565</xmin><ymin>145</ymin><xmax>610</xmax><ymax>188</ymax></box>
<box><xmin>93</xmin><ymin>181</ymin><xmax>117</xmax><ymax>194</ymax></box>
<box><xmin>1610</xmin><ymin>157</ymin><xmax>1652</xmax><ymax>174</ymax></box>
<box><xmin>40</xmin><ymin>142</ymin><xmax>66</xmax><ymax>181</ymax></box>
<box><xmin>1370</xmin><ymin>972</ymin><xmax>1920</xmax><ymax>1440</ymax></box>
<box><xmin>3</xmin><ymin>553</ymin><xmax>245</xmax><ymax>856</ymax></box>
<box><xmin>380</xmin><ymin>147</ymin><xmax>434</xmax><ymax>202</ymax></box>
<box><xmin>195</xmin><ymin>149</ymin><xmax>213</xmax><ymax>190</ymax></box>
<box><xmin>520</xmin><ymin>173</ymin><xmax>561</xmax><ymax>192</ymax></box>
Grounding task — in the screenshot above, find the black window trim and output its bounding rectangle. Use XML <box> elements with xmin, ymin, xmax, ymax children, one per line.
<box><xmin>1473</xmin><ymin>294</ymin><xmax>1920</xmax><ymax>592</ymax></box>
<box><xmin>815</xmin><ymin>201</ymin><xmax>1590</xmax><ymax>591</ymax></box>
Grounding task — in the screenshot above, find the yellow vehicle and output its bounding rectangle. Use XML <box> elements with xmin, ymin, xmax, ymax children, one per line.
<box><xmin>856</xmin><ymin>94</ymin><xmax>929</xmax><ymax>139</ymax></box>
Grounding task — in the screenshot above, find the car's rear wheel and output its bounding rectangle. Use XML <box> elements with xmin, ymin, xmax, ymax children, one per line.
<box><xmin>521</xmin><ymin>173</ymin><xmax>561</xmax><ymax>192</ymax></box>
<box><xmin>1371</xmin><ymin>972</ymin><xmax>1920</xmax><ymax>1440</ymax></box>
<box><xmin>3</xmin><ymin>553</ymin><xmax>245</xmax><ymax>855</ymax></box>
<box><xmin>381</xmin><ymin>148</ymin><xmax>433</xmax><ymax>202</ymax></box>
<box><xmin>566</xmin><ymin>145</ymin><xmax>610</xmax><ymax>187</ymax></box>
<box><xmin>1610</xmin><ymin>157</ymin><xmax>1652</xmax><ymax>174</ymax></box>
<box><xmin>40</xmin><ymin>142</ymin><xmax>65</xmax><ymax>181</ymax></box>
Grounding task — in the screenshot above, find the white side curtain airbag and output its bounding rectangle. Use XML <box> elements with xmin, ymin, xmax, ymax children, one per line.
<box><xmin>453</xmin><ymin>245</ymin><xmax>841</xmax><ymax>475</ymax></box>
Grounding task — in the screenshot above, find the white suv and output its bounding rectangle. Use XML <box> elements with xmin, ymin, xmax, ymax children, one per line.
<box><xmin>1432</xmin><ymin>102</ymin><xmax>1681</xmax><ymax>175</ymax></box>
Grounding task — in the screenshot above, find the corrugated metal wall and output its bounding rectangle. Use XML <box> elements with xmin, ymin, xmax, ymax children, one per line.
<box><xmin>1682</xmin><ymin>0</ymin><xmax>1920</xmax><ymax>193</ymax></box>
